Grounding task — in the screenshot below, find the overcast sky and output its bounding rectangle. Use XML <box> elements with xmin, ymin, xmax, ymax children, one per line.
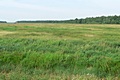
<box><xmin>0</xmin><ymin>0</ymin><xmax>120</xmax><ymax>22</ymax></box>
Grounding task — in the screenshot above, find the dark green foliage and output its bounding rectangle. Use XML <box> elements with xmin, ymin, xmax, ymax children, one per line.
<box><xmin>16</xmin><ymin>15</ymin><xmax>120</xmax><ymax>24</ymax></box>
<box><xmin>79</xmin><ymin>15</ymin><xmax>120</xmax><ymax>24</ymax></box>
<box><xmin>0</xmin><ymin>21</ymin><xmax>7</xmax><ymax>23</ymax></box>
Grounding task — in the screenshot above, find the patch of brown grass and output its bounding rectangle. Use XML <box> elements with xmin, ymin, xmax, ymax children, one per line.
<box><xmin>0</xmin><ymin>31</ymin><xmax>16</xmax><ymax>36</ymax></box>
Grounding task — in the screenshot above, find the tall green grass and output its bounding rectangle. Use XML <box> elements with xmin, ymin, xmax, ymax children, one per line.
<box><xmin>0</xmin><ymin>24</ymin><xmax>120</xmax><ymax>79</ymax></box>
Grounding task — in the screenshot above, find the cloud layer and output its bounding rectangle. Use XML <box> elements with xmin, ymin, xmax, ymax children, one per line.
<box><xmin>0</xmin><ymin>0</ymin><xmax>120</xmax><ymax>22</ymax></box>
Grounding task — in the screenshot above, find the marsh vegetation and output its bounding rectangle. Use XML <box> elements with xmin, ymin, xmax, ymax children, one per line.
<box><xmin>0</xmin><ymin>23</ymin><xmax>120</xmax><ymax>80</ymax></box>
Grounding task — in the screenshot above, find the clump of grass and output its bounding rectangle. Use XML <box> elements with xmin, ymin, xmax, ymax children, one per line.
<box><xmin>0</xmin><ymin>52</ymin><xmax>120</xmax><ymax>78</ymax></box>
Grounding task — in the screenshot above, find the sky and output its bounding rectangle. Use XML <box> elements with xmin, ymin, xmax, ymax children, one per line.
<box><xmin>0</xmin><ymin>0</ymin><xmax>120</xmax><ymax>22</ymax></box>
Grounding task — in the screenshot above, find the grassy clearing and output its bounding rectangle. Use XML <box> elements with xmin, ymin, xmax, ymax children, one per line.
<box><xmin>0</xmin><ymin>23</ymin><xmax>120</xmax><ymax>80</ymax></box>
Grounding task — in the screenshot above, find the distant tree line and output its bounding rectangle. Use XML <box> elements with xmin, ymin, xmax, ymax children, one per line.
<box><xmin>1</xmin><ymin>15</ymin><xmax>120</xmax><ymax>24</ymax></box>
<box><xmin>16</xmin><ymin>19</ymin><xmax>81</xmax><ymax>24</ymax></box>
<box><xmin>0</xmin><ymin>21</ymin><xmax>7</xmax><ymax>23</ymax></box>
<box><xmin>78</xmin><ymin>15</ymin><xmax>120</xmax><ymax>24</ymax></box>
<box><xmin>16</xmin><ymin>15</ymin><xmax>120</xmax><ymax>24</ymax></box>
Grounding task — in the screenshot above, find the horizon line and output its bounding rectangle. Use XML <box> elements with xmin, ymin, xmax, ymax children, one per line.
<box><xmin>1</xmin><ymin>15</ymin><xmax>120</xmax><ymax>23</ymax></box>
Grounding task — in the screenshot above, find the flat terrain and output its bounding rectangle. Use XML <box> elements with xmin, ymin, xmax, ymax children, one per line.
<box><xmin>0</xmin><ymin>23</ymin><xmax>120</xmax><ymax>80</ymax></box>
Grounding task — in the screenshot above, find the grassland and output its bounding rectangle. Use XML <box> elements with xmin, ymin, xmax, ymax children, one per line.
<box><xmin>0</xmin><ymin>23</ymin><xmax>120</xmax><ymax>80</ymax></box>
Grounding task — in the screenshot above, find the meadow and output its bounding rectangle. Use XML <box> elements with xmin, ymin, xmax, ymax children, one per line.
<box><xmin>0</xmin><ymin>23</ymin><xmax>120</xmax><ymax>80</ymax></box>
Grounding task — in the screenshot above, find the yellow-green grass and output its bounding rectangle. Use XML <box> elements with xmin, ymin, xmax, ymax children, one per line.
<box><xmin>0</xmin><ymin>23</ymin><xmax>120</xmax><ymax>80</ymax></box>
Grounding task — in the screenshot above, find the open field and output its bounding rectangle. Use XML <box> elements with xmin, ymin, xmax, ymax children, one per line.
<box><xmin>0</xmin><ymin>23</ymin><xmax>120</xmax><ymax>80</ymax></box>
